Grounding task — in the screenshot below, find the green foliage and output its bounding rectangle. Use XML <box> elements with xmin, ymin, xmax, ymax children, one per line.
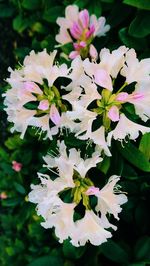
<box><xmin>129</xmin><ymin>11</ymin><xmax>150</xmax><ymax>38</ymax></box>
<box><xmin>123</xmin><ymin>0</ymin><xmax>150</xmax><ymax>10</ymax></box>
<box><xmin>0</xmin><ymin>0</ymin><xmax>150</xmax><ymax>265</ymax></box>
<box><xmin>117</xmin><ymin>142</ymin><xmax>150</xmax><ymax>172</ymax></box>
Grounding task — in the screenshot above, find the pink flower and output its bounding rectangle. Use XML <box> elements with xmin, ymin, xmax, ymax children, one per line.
<box><xmin>12</xmin><ymin>161</ymin><xmax>22</xmax><ymax>172</ymax></box>
<box><xmin>0</xmin><ymin>192</ymin><xmax>8</xmax><ymax>199</ymax></box>
<box><xmin>56</xmin><ymin>5</ymin><xmax>110</xmax><ymax>59</ymax></box>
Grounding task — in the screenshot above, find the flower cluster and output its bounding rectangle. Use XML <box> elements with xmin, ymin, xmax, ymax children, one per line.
<box><xmin>3</xmin><ymin>4</ymin><xmax>150</xmax><ymax>247</ymax></box>
<box><xmin>64</xmin><ymin>46</ymin><xmax>150</xmax><ymax>155</ymax></box>
<box><xmin>29</xmin><ymin>141</ymin><xmax>127</xmax><ymax>246</ymax></box>
<box><xmin>4</xmin><ymin>50</ymin><xmax>71</xmax><ymax>139</ymax></box>
<box><xmin>56</xmin><ymin>5</ymin><xmax>110</xmax><ymax>59</ymax></box>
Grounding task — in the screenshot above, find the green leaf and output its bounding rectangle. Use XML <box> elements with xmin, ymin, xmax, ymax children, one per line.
<box><xmin>0</xmin><ymin>4</ymin><xmax>16</xmax><ymax>17</ymax></box>
<box><xmin>129</xmin><ymin>11</ymin><xmax>150</xmax><ymax>38</ymax></box>
<box><xmin>107</xmin><ymin>3</ymin><xmax>132</xmax><ymax>27</ymax></box>
<box><xmin>2</xmin><ymin>197</ymin><xmax>22</xmax><ymax>207</ymax></box>
<box><xmin>63</xmin><ymin>239</ymin><xmax>86</xmax><ymax>259</ymax></box>
<box><xmin>119</xmin><ymin>27</ymin><xmax>148</xmax><ymax>50</ymax></box>
<box><xmin>43</xmin><ymin>6</ymin><xmax>64</xmax><ymax>23</ymax></box>
<box><xmin>122</xmin><ymin>162</ymin><xmax>138</xmax><ymax>180</ymax></box>
<box><xmin>40</xmin><ymin>35</ymin><xmax>55</xmax><ymax>51</ymax></box>
<box><xmin>88</xmin><ymin>0</ymin><xmax>102</xmax><ymax>17</ymax></box>
<box><xmin>5</xmin><ymin>135</ymin><xmax>24</xmax><ymax>150</ymax></box>
<box><xmin>22</xmin><ymin>0</ymin><xmax>41</xmax><ymax>10</ymax></box>
<box><xmin>98</xmin><ymin>156</ymin><xmax>110</xmax><ymax>174</ymax></box>
<box><xmin>28</xmin><ymin>255</ymin><xmax>63</xmax><ymax>266</ymax></box>
<box><xmin>13</xmin><ymin>15</ymin><xmax>30</xmax><ymax>33</ymax></box>
<box><xmin>134</xmin><ymin>236</ymin><xmax>150</xmax><ymax>261</ymax></box>
<box><xmin>117</xmin><ymin>142</ymin><xmax>150</xmax><ymax>172</ymax></box>
<box><xmin>0</xmin><ymin>147</ymin><xmax>9</xmax><ymax>161</ymax></box>
<box><xmin>101</xmin><ymin>240</ymin><xmax>129</xmax><ymax>264</ymax></box>
<box><xmin>139</xmin><ymin>133</ymin><xmax>150</xmax><ymax>160</ymax></box>
<box><xmin>101</xmin><ymin>0</ymin><xmax>114</xmax><ymax>2</ymax></box>
<box><xmin>73</xmin><ymin>0</ymin><xmax>89</xmax><ymax>8</ymax></box>
<box><xmin>14</xmin><ymin>182</ymin><xmax>26</xmax><ymax>195</ymax></box>
<box><xmin>123</xmin><ymin>0</ymin><xmax>150</xmax><ymax>10</ymax></box>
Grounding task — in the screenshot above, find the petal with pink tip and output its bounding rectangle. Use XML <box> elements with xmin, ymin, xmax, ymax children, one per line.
<box><xmin>116</xmin><ymin>92</ymin><xmax>129</xmax><ymax>102</ymax></box>
<box><xmin>94</xmin><ymin>69</ymin><xmax>113</xmax><ymax>91</ymax></box>
<box><xmin>50</xmin><ymin>104</ymin><xmax>61</xmax><ymax>125</ymax></box>
<box><xmin>79</xmin><ymin>9</ymin><xmax>89</xmax><ymax>28</ymax></box>
<box><xmin>86</xmin><ymin>186</ymin><xmax>100</xmax><ymax>196</ymax></box>
<box><xmin>23</xmin><ymin>81</ymin><xmax>43</xmax><ymax>94</ymax></box>
<box><xmin>108</xmin><ymin>106</ymin><xmax>120</xmax><ymax>122</ymax></box>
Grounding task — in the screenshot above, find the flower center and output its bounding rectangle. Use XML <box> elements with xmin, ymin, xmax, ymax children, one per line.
<box><xmin>71</xmin><ymin>170</ymin><xmax>94</xmax><ymax>210</ymax></box>
<box><xmin>91</xmin><ymin>83</ymin><xmax>128</xmax><ymax>130</ymax></box>
<box><xmin>36</xmin><ymin>84</ymin><xmax>65</xmax><ymax>114</ymax></box>
<box><xmin>24</xmin><ymin>81</ymin><xmax>67</xmax><ymax>117</ymax></box>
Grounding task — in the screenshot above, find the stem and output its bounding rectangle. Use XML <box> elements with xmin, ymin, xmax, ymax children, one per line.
<box><xmin>116</xmin><ymin>82</ymin><xmax>128</xmax><ymax>95</ymax></box>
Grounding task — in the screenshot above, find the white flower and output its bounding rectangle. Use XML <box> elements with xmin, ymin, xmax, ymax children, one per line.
<box><xmin>4</xmin><ymin>49</ymin><xmax>74</xmax><ymax>139</ymax></box>
<box><xmin>95</xmin><ymin>175</ymin><xmax>127</xmax><ymax>220</ymax></box>
<box><xmin>71</xmin><ymin>210</ymin><xmax>112</xmax><ymax>247</ymax></box>
<box><xmin>121</xmin><ymin>49</ymin><xmax>150</xmax><ymax>84</ymax></box>
<box><xmin>29</xmin><ymin>173</ymin><xmax>76</xmax><ymax>243</ymax></box>
<box><xmin>107</xmin><ymin>114</ymin><xmax>150</xmax><ymax>145</ymax></box>
<box><xmin>83</xmin><ymin>46</ymin><xmax>128</xmax><ymax>79</ymax></box>
<box><xmin>29</xmin><ymin>141</ymin><xmax>128</xmax><ymax>246</ymax></box>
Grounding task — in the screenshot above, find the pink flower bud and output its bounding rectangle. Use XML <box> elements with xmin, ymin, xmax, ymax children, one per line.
<box><xmin>0</xmin><ymin>192</ymin><xmax>7</xmax><ymax>199</ymax></box>
<box><xmin>86</xmin><ymin>186</ymin><xmax>100</xmax><ymax>196</ymax></box>
<box><xmin>38</xmin><ymin>99</ymin><xmax>49</xmax><ymax>111</ymax></box>
<box><xmin>108</xmin><ymin>106</ymin><xmax>120</xmax><ymax>122</ymax></box>
<box><xmin>89</xmin><ymin>44</ymin><xmax>98</xmax><ymax>60</ymax></box>
<box><xmin>79</xmin><ymin>9</ymin><xmax>89</xmax><ymax>29</ymax></box>
<box><xmin>86</xmin><ymin>24</ymin><xmax>95</xmax><ymax>38</ymax></box>
<box><xmin>73</xmin><ymin>41</ymin><xmax>86</xmax><ymax>50</ymax></box>
<box><xmin>70</xmin><ymin>22</ymin><xmax>83</xmax><ymax>39</ymax></box>
<box><xmin>116</xmin><ymin>92</ymin><xmax>129</xmax><ymax>102</ymax></box>
<box><xmin>69</xmin><ymin>51</ymin><xmax>80</xmax><ymax>59</ymax></box>
<box><xmin>12</xmin><ymin>161</ymin><xmax>22</xmax><ymax>172</ymax></box>
<box><xmin>94</xmin><ymin>69</ymin><xmax>113</xmax><ymax>91</ymax></box>
<box><xmin>50</xmin><ymin>104</ymin><xmax>61</xmax><ymax>125</ymax></box>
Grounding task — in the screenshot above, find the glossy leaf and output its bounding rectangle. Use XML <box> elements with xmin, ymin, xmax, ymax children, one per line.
<box><xmin>129</xmin><ymin>11</ymin><xmax>150</xmax><ymax>38</ymax></box>
<box><xmin>117</xmin><ymin>142</ymin><xmax>150</xmax><ymax>172</ymax></box>
<box><xmin>139</xmin><ymin>133</ymin><xmax>150</xmax><ymax>160</ymax></box>
<box><xmin>123</xmin><ymin>0</ymin><xmax>150</xmax><ymax>10</ymax></box>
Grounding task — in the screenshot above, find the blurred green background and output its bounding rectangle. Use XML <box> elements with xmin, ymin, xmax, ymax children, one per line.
<box><xmin>0</xmin><ymin>0</ymin><xmax>150</xmax><ymax>265</ymax></box>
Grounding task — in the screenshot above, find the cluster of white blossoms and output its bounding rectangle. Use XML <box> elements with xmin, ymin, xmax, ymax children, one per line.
<box><xmin>4</xmin><ymin>50</ymin><xmax>72</xmax><ymax>139</ymax></box>
<box><xmin>63</xmin><ymin>46</ymin><xmax>150</xmax><ymax>155</ymax></box>
<box><xmin>3</xmin><ymin>4</ymin><xmax>150</xmax><ymax>247</ymax></box>
<box><xmin>4</xmin><ymin>46</ymin><xmax>150</xmax><ymax>149</ymax></box>
<box><xmin>29</xmin><ymin>141</ymin><xmax>127</xmax><ymax>246</ymax></box>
